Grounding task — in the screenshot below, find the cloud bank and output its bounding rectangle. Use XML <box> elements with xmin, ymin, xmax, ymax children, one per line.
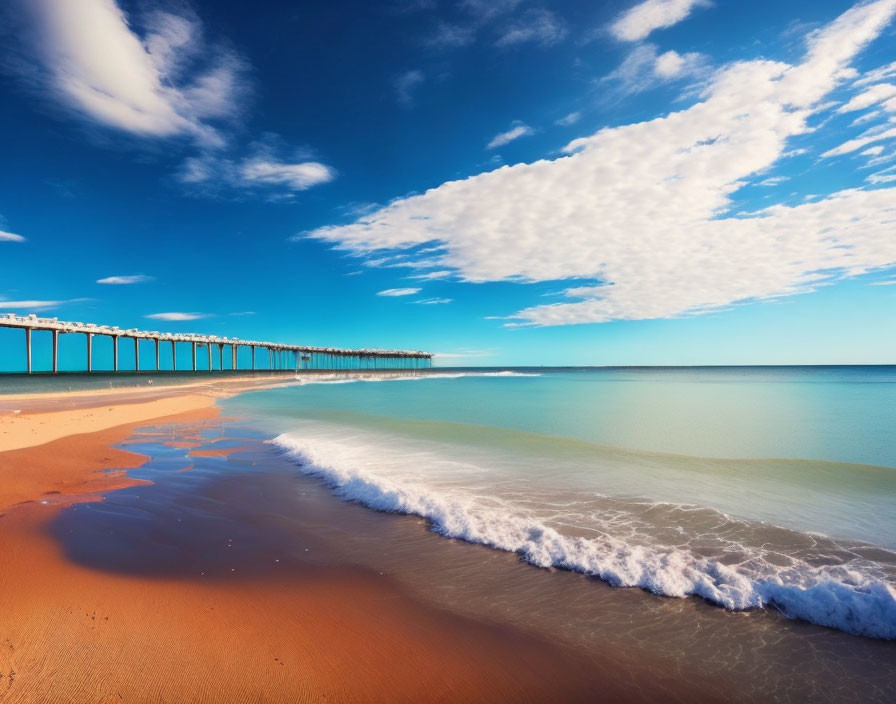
<box><xmin>308</xmin><ymin>1</ymin><xmax>896</xmax><ymax>326</ymax></box>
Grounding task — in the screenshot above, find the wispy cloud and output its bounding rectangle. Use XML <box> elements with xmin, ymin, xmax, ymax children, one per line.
<box><xmin>96</xmin><ymin>274</ymin><xmax>153</xmax><ymax>285</ymax></box>
<box><xmin>822</xmin><ymin>125</ymin><xmax>896</xmax><ymax>157</ymax></box>
<box><xmin>487</xmin><ymin>123</ymin><xmax>533</xmax><ymax>149</ymax></box>
<box><xmin>239</xmin><ymin>159</ymin><xmax>335</xmax><ymax>190</ymax></box>
<box><xmin>603</xmin><ymin>44</ymin><xmax>708</xmax><ymax>94</ymax></box>
<box><xmin>424</xmin><ymin>0</ymin><xmax>557</xmax><ymax>50</ymax></box>
<box><xmin>610</xmin><ymin>0</ymin><xmax>710</xmax><ymax>42</ymax></box>
<box><xmin>756</xmin><ymin>176</ymin><xmax>790</xmax><ymax>187</ymax></box>
<box><xmin>424</xmin><ymin>21</ymin><xmax>476</xmax><ymax>49</ymax></box>
<box><xmin>145</xmin><ymin>312</ymin><xmax>209</xmax><ymax>321</ymax></box>
<box><xmin>229</xmin><ymin>311</ymin><xmax>255</xmax><ymax>316</ymax></box>
<box><xmin>376</xmin><ymin>288</ymin><xmax>421</xmax><ymax>297</ymax></box>
<box><xmin>408</xmin><ymin>270</ymin><xmax>453</xmax><ymax>280</ymax></box>
<box><xmin>837</xmin><ymin>82</ymin><xmax>896</xmax><ymax>113</ymax></box>
<box><xmin>0</xmin><ymin>297</ymin><xmax>88</xmax><ymax>311</ymax></box>
<box><xmin>496</xmin><ymin>9</ymin><xmax>566</xmax><ymax>47</ymax></box>
<box><xmin>415</xmin><ymin>297</ymin><xmax>452</xmax><ymax>304</ymax></box>
<box><xmin>460</xmin><ymin>0</ymin><xmax>522</xmax><ymax>21</ymax></box>
<box><xmin>555</xmin><ymin>111</ymin><xmax>582</xmax><ymax>127</ymax></box>
<box><xmin>178</xmin><ymin>148</ymin><xmax>336</xmax><ymax>196</ymax></box>
<box><xmin>15</xmin><ymin>0</ymin><xmax>249</xmax><ymax>146</ymax></box>
<box><xmin>0</xmin><ymin>230</ymin><xmax>25</xmax><ymax>242</ymax></box>
<box><xmin>308</xmin><ymin>1</ymin><xmax>896</xmax><ymax>327</ymax></box>
<box><xmin>394</xmin><ymin>69</ymin><xmax>425</xmax><ymax>106</ymax></box>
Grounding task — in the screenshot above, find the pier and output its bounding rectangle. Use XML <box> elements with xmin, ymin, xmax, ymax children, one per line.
<box><xmin>1</xmin><ymin>313</ymin><xmax>433</xmax><ymax>373</ymax></box>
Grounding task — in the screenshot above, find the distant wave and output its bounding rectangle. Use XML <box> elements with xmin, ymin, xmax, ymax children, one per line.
<box><xmin>274</xmin><ymin>431</ymin><xmax>896</xmax><ymax>640</ymax></box>
<box><xmin>291</xmin><ymin>370</ymin><xmax>540</xmax><ymax>385</ymax></box>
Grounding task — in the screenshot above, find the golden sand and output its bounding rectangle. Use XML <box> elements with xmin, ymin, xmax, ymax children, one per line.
<box><xmin>0</xmin><ymin>385</ymin><xmax>719</xmax><ymax>702</ymax></box>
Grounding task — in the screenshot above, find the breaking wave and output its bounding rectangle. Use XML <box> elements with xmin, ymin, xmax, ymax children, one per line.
<box><xmin>273</xmin><ymin>430</ymin><xmax>896</xmax><ymax>640</ymax></box>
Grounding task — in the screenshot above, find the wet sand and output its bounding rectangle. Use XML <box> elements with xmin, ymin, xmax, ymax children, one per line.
<box><xmin>0</xmin><ymin>386</ymin><xmax>723</xmax><ymax>702</ymax></box>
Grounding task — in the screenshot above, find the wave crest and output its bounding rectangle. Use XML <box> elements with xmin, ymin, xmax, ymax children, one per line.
<box><xmin>274</xmin><ymin>431</ymin><xmax>896</xmax><ymax>639</ymax></box>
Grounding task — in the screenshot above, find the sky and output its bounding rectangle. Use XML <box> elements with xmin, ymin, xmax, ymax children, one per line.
<box><xmin>1</xmin><ymin>0</ymin><xmax>895</xmax><ymax>369</ymax></box>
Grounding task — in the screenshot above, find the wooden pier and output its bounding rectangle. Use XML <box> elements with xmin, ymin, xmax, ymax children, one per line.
<box><xmin>0</xmin><ymin>313</ymin><xmax>433</xmax><ymax>374</ymax></box>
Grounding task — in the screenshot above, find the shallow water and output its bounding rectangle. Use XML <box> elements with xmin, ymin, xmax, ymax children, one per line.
<box><xmin>50</xmin><ymin>414</ymin><xmax>896</xmax><ymax>702</ymax></box>
<box><xmin>221</xmin><ymin>367</ymin><xmax>896</xmax><ymax>640</ymax></box>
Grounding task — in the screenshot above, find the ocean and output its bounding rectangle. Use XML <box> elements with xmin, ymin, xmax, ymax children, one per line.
<box><xmin>221</xmin><ymin>366</ymin><xmax>896</xmax><ymax>641</ymax></box>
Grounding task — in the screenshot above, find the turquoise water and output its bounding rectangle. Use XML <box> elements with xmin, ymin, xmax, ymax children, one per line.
<box><xmin>222</xmin><ymin>366</ymin><xmax>896</xmax><ymax>638</ymax></box>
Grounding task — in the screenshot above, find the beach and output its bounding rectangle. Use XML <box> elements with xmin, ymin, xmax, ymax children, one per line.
<box><xmin>0</xmin><ymin>375</ymin><xmax>724</xmax><ymax>703</ymax></box>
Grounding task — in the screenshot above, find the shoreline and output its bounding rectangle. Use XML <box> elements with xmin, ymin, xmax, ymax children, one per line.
<box><xmin>0</xmin><ymin>379</ymin><xmax>717</xmax><ymax>702</ymax></box>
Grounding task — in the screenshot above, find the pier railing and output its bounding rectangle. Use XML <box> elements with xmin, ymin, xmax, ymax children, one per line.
<box><xmin>0</xmin><ymin>313</ymin><xmax>432</xmax><ymax>374</ymax></box>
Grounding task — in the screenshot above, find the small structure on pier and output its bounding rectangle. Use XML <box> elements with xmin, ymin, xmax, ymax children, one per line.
<box><xmin>0</xmin><ymin>313</ymin><xmax>433</xmax><ymax>374</ymax></box>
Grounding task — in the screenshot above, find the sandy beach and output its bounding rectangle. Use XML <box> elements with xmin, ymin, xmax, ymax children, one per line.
<box><xmin>0</xmin><ymin>378</ymin><xmax>721</xmax><ymax>703</ymax></box>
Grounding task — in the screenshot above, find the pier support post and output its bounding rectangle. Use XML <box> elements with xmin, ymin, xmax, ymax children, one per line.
<box><xmin>232</xmin><ymin>345</ymin><xmax>237</xmax><ymax>371</ymax></box>
<box><xmin>87</xmin><ymin>333</ymin><xmax>93</xmax><ymax>372</ymax></box>
<box><xmin>52</xmin><ymin>330</ymin><xmax>59</xmax><ymax>374</ymax></box>
<box><xmin>113</xmin><ymin>336</ymin><xmax>119</xmax><ymax>371</ymax></box>
<box><xmin>25</xmin><ymin>328</ymin><xmax>32</xmax><ymax>374</ymax></box>
<box><xmin>134</xmin><ymin>337</ymin><xmax>140</xmax><ymax>371</ymax></box>
<box><xmin>218</xmin><ymin>344</ymin><xmax>223</xmax><ymax>371</ymax></box>
<box><xmin>155</xmin><ymin>338</ymin><xmax>160</xmax><ymax>371</ymax></box>
<box><xmin>172</xmin><ymin>340</ymin><xmax>177</xmax><ymax>371</ymax></box>
<box><xmin>207</xmin><ymin>344</ymin><xmax>212</xmax><ymax>371</ymax></box>
<box><xmin>192</xmin><ymin>342</ymin><xmax>197</xmax><ymax>371</ymax></box>
<box><xmin>251</xmin><ymin>346</ymin><xmax>256</xmax><ymax>370</ymax></box>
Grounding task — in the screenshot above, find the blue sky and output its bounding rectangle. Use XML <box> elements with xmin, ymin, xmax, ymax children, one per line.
<box><xmin>1</xmin><ymin>0</ymin><xmax>895</xmax><ymax>369</ymax></box>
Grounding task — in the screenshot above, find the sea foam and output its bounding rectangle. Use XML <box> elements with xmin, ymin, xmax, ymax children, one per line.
<box><xmin>273</xmin><ymin>430</ymin><xmax>896</xmax><ymax>639</ymax></box>
<box><xmin>290</xmin><ymin>370</ymin><xmax>540</xmax><ymax>385</ymax></box>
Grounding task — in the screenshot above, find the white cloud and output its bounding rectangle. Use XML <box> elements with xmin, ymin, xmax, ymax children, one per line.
<box><xmin>180</xmin><ymin>152</ymin><xmax>336</xmax><ymax>195</ymax></box>
<box><xmin>855</xmin><ymin>60</ymin><xmax>896</xmax><ymax>86</ymax></box>
<box><xmin>240</xmin><ymin>159</ymin><xmax>335</xmax><ymax>190</ymax></box>
<box><xmin>837</xmin><ymin>83</ymin><xmax>896</xmax><ymax>112</ymax></box>
<box><xmin>415</xmin><ymin>297</ymin><xmax>453</xmax><ymax>304</ymax></box>
<box><xmin>555</xmin><ymin>111</ymin><xmax>582</xmax><ymax>126</ymax></box>
<box><xmin>756</xmin><ymin>176</ymin><xmax>790</xmax><ymax>186</ymax></box>
<box><xmin>868</xmin><ymin>164</ymin><xmax>896</xmax><ymax>183</ymax></box>
<box><xmin>0</xmin><ymin>298</ymin><xmax>85</xmax><ymax>311</ymax></box>
<box><xmin>610</xmin><ymin>0</ymin><xmax>709</xmax><ymax>42</ymax></box>
<box><xmin>654</xmin><ymin>49</ymin><xmax>691</xmax><ymax>77</ymax></box>
<box><xmin>496</xmin><ymin>9</ymin><xmax>566</xmax><ymax>47</ymax></box>
<box><xmin>395</xmin><ymin>70</ymin><xmax>424</xmax><ymax>106</ymax></box>
<box><xmin>408</xmin><ymin>270</ymin><xmax>453</xmax><ymax>280</ymax></box>
<box><xmin>822</xmin><ymin>125</ymin><xmax>896</xmax><ymax>157</ymax></box>
<box><xmin>96</xmin><ymin>274</ymin><xmax>152</xmax><ymax>284</ymax></box>
<box><xmin>0</xmin><ymin>230</ymin><xmax>25</xmax><ymax>242</ymax></box>
<box><xmin>376</xmin><ymin>288</ymin><xmax>421</xmax><ymax>297</ymax></box>
<box><xmin>862</xmin><ymin>145</ymin><xmax>885</xmax><ymax>156</ymax></box>
<box><xmin>309</xmin><ymin>1</ymin><xmax>896</xmax><ymax>327</ymax></box>
<box><xmin>145</xmin><ymin>312</ymin><xmax>208</xmax><ymax>321</ymax></box>
<box><xmin>487</xmin><ymin>123</ymin><xmax>533</xmax><ymax>149</ymax></box>
<box><xmin>19</xmin><ymin>0</ymin><xmax>248</xmax><ymax>145</ymax></box>
<box><xmin>604</xmin><ymin>44</ymin><xmax>707</xmax><ymax>93</ymax></box>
